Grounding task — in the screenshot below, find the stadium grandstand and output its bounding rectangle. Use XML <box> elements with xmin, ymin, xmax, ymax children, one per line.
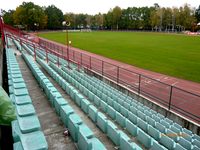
<box><xmin>0</xmin><ymin>16</ymin><xmax>200</xmax><ymax>150</ymax></box>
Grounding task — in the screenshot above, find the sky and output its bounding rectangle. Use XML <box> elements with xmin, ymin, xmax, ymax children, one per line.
<box><xmin>1</xmin><ymin>0</ymin><xmax>200</xmax><ymax>15</ymax></box>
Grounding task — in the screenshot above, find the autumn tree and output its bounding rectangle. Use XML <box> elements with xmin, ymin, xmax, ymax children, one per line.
<box><xmin>13</xmin><ymin>2</ymin><xmax>47</xmax><ymax>30</ymax></box>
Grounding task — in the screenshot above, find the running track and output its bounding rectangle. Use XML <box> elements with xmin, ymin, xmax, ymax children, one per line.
<box><xmin>35</xmin><ymin>36</ymin><xmax>200</xmax><ymax>124</ymax></box>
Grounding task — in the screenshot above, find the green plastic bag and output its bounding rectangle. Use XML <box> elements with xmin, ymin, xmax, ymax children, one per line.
<box><xmin>0</xmin><ymin>86</ymin><xmax>16</xmax><ymax>126</ymax></box>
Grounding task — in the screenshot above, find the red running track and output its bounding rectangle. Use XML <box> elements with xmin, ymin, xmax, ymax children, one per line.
<box><xmin>39</xmin><ymin>37</ymin><xmax>200</xmax><ymax>124</ymax></box>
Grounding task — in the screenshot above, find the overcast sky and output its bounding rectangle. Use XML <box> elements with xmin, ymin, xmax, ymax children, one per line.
<box><xmin>1</xmin><ymin>0</ymin><xmax>200</xmax><ymax>15</ymax></box>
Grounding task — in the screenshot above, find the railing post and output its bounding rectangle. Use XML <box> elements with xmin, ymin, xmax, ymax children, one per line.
<box><xmin>117</xmin><ymin>66</ymin><xmax>119</xmax><ymax>83</ymax></box>
<box><xmin>34</xmin><ymin>44</ymin><xmax>36</xmax><ymax>61</ymax></box>
<box><xmin>89</xmin><ymin>56</ymin><xmax>92</xmax><ymax>69</ymax></box>
<box><xmin>73</xmin><ymin>50</ymin><xmax>75</xmax><ymax>61</ymax></box>
<box><xmin>62</xmin><ymin>47</ymin><xmax>64</xmax><ymax>60</ymax></box>
<box><xmin>168</xmin><ymin>86</ymin><xmax>173</xmax><ymax>110</ymax></box>
<box><xmin>80</xmin><ymin>53</ymin><xmax>82</xmax><ymax>65</ymax></box>
<box><xmin>138</xmin><ymin>74</ymin><xmax>141</xmax><ymax>94</ymax></box>
<box><xmin>46</xmin><ymin>48</ymin><xmax>48</xmax><ymax>63</ymax></box>
<box><xmin>102</xmin><ymin>61</ymin><xmax>104</xmax><ymax>76</ymax></box>
<box><xmin>57</xmin><ymin>54</ymin><xmax>59</xmax><ymax>67</ymax></box>
<box><xmin>20</xmin><ymin>38</ymin><xmax>22</xmax><ymax>51</ymax></box>
<box><xmin>6</xmin><ymin>34</ymin><xmax>9</xmax><ymax>48</ymax></box>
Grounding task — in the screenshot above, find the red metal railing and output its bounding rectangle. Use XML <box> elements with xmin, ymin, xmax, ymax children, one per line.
<box><xmin>3</xmin><ymin>24</ymin><xmax>200</xmax><ymax>124</ymax></box>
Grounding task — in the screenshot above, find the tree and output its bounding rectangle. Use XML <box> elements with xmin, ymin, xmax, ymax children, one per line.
<box><xmin>2</xmin><ymin>10</ymin><xmax>15</xmax><ymax>25</ymax></box>
<box><xmin>195</xmin><ymin>5</ymin><xmax>200</xmax><ymax>22</ymax></box>
<box><xmin>112</xmin><ymin>6</ymin><xmax>122</xmax><ymax>30</ymax></box>
<box><xmin>13</xmin><ymin>2</ymin><xmax>47</xmax><ymax>30</ymax></box>
<box><xmin>75</xmin><ymin>14</ymin><xmax>87</xmax><ymax>28</ymax></box>
<box><xmin>64</xmin><ymin>13</ymin><xmax>76</xmax><ymax>29</ymax></box>
<box><xmin>45</xmin><ymin>5</ymin><xmax>64</xmax><ymax>29</ymax></box>
<box><xmin>94</xmin><ymin>13</ymin><xmax>104</xmax><ymax>29</ymax></box>
<box><xmin>85</xmin><ymin>15</ymin><xmax>92</xmax><ymax>28</ymax></box>
<box><xmin>104</xmin><ymin>10</ymin><xmax>113</xmax><ymax>29</ymax></box>
<box><xmin>177</xmin><ymin>4</ymin><xmax>196</xmax><ymax>30</ymax></box>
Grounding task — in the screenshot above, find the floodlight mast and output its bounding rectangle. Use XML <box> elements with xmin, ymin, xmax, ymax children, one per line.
<box><xmin>62</xmin><ymin>21</ymin><xmax>70</xmax><ymax>62</ymax></box>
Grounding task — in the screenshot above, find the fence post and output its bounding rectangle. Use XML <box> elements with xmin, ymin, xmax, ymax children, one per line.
<box><xmin>46</xmin><ymin>48</ymin><xmax>48</xmax><ymax>63</ymax></box>
<box><xmin>6</xmin><ymin>34</ymin><xmax>9</xmax><ymax>48</ymax></box>
<box><xmin>89</xmin><ymin>56</ymin><xmax>92</xmax><ymax>69</ymax></box>
<box><xmin>34</xmin><ymin>44</ymin><xmax>36</xmax><ymax>61</ymax></box>
<box><xmin>73</xmin><ymin>50</ymin><xmax>75</xmax><ymax>61</ymax></box>
<box><xmin>168</xmin><ymin>86</ymin><xmax>173</xmax><ymax>110</ymax></box>
<box><xmin>57</xmin><ymin>54</ymin><xmax>59</xmax><ymax>67</ymax></box>
<box><xmin>62</xmin><ymin>47</ymin><xmax>64</xmax><ymax>60</ymax></box>
<box><xmin>80</xmin><ymin>53</ymin><xmax>82</xmax><ymax>65</ymax></box>
<box><xmin>138</xmin><ymin>74</ymin><xmax>141</xmax><ymax>94</ymax></box>
<box><xmin>101</xmin><ymin>60</ymin><xmax>104</xmax><ymax>76</ymax></box>
<box><xmin>117</xmin><ymin>66</ymin><xmax>119</xmax><ymax>84</ymax></box>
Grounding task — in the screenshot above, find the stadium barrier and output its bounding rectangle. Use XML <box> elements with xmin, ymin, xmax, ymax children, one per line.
<box><xmin>3</xmin><ymin>24</ymin><xmax>200</xmax><ymax>124</ymax></box>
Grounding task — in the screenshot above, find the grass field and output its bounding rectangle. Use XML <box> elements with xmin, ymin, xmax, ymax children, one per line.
<box><xmin>39</xmin><ymin>31</ymin><xmax>200</xmax><ymax>83</ymax></box>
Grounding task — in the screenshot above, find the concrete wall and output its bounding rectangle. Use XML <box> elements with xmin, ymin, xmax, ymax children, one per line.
<box><xmin>85</xmin><ymin>69</ymin><xmax>200</xmax><ymax>135</ymax></box>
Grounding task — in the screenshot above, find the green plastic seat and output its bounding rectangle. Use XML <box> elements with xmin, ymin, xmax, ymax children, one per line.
<box><xmin>60</xmin><ymin>105</ymin><xmax>74</xmax><ymax>127</ymax></box>
<box><xmin>136</xmin><ymin>129</ymin><xmax>153</xmax><ymax>149</ymax></box>
<box><xmin>97</xmin><ymin>112</ymin><xmax>108</xmax><ymax>133</ymax></box>
<box><xmin>107</xmin><ymin>105</ymin><xmax>116</xmax><ymax>120</ymax></box>
<box><xmin>160</xmin><ymin>134</ymin><xmax>176</xmax><ymax>149</ymax></box>
<box><xmin>13</xmin><ymin>83</ymin><xmax>26</xmax><ymax>89</ymax></box>
<box><xmin>68</xmin><ymin>114</ymin><xmax>83</xmax><ymax>142</ymax></box>
<box><xmin>126</xmin><ymin>120</ymin><xmax>139</xmax><ymax>137</ymax></box>
<box><xmin>88</xmin><ymin>138</ymin><xmax>107</xmax><ymax>150</ymax></box>
<box><xmin>100</xmin><ymin>100</ymin><xmax>108</xmax><ymax>113</ymax></box>
<box><xmin>14</xmin><ymin>95</ymin><xmax>32</xmax><ymax>105</ymax></box>
<box><xmin>81</xmin><ymin>99</ymin><xmax>91</xmax><ymax>114</ymax></box>
<box><xmin>13</xmin><ymin>142</ymin><xmax>23</xmax><ymax>150</ymax></box>
<box><xmin>88</xmin><ymin>105</ymin><xmax>98</xmax><ymax>123</ymax></box>
<box><xmin>75</xmin><ymin>93</ymin><xmax>85</xmax><ymax>106</ymax></box>
<box><xmin>150</xmin><ymin>140</ymin><xmax>167</xmax><ymax>150</ymax></box>
<box><xmin>77</xmin><ymin>124</ymin><xmax>94</xmax><ymax>150</ymax></box>
<box><xmin>13</xmin><ymin>78</ymin><xmax>24</xmax><ymax>83</ymax></box>
<box><xmin>14</xmin><ymin>88</ymin><xmax>29</xmax><ymax>96</ymax></box>
<box><xmin>116</xmin><ymin>112</ymin><xmax>126</xmax><ymax>128</ymax></box>
<box><xmin>11</xmin><ymin>73</ymin><xmax>22</xmax><ymax>78</ymax></box>
<box><xmin>107</xmin><ymin>121</ymin><xmax>121</xmax><ymax>146</ymax></box>
<box><xmin>16</xmin><ymin>104</ymin><xmax>35</xmax><ymax>117</ymax></box>
<box><xmin>20</xmin><ymin>131</ymin><xmax>48</xmax><ymax>150</ymax></box>
<box><xmin>138</xmin><ymin>118</ymin><xmax>148</xmax><ymax>132</ymax></box>
<box><xmin>148</xmin><ymin>125</ymin><xmax>161</xmax><ymax>141</ymax></box>
<box><xmin>12</xmin><ymin>120</ymin><xmax>21</xmax><ymax>142</ymax></box>
<box><xmin>120</xmin><ymin>106</ymin><xmax>128</xmax><ymax>118</ymax></box>
<box><xmin>18</xmin><ymin>115</ymin><xmax>41</xmax><ymax>134</ymax></box>
<box><xmin>120</xmin><ymin>132</ymin><xmax>142</xmax><ymax>150</ymax></box>
<box><xmin>54</xmin><ymin>97</ymin><xmax>68</xmax><ymax>115</ymax></box>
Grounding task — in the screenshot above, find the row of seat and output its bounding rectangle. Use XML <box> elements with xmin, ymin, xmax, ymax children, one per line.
<box><xmin>36</xmin><ymin>57</ymin><xmax>142</xmax><ymax>150</ymax></box>
<box><xmin>50</xmin><ymin>62</ymin><xmax>169</xmax><ymax>150</ymax></box>
<box><xmin>22</xmin><ymin>51</ymin><xmax>106</xmax><ymax>150</ymax></box>
<box><xmin>16</xmin><ymin>38</ymin><xmax>200</xmax><ymax>150</ymax></box>
<box><xmin>76</xmin><ymin>70</ymin><xmax>200</xmax><ymax>145</ymax></box>
<box><xmin>69</xmin><ymin>66</ymin><xmax>200</xmax><ymax>138</ymax></box>
<box><xmin>12</xmin><ymin>39</ymin><xmax>22</xmax><ymax>51</ymax></box>
<box><xmin>6</xmin><ymin>47</ymin><xmax>48</xmax><ymax>150</ymax></box>
<box><xmin>26</xmin><ymin>44</ymin><xmax>78</xmax><ymax>69</ymax></box>
<box><xmin>49</xmin><ymin>61</ymin><xmax>200</xmax><ymax>150</ymax></box>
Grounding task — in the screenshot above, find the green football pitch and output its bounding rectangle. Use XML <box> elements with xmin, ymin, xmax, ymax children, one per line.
<box><xmin>39</xmin><ymin>31</ymin><xmax>200</xmax><ymax>83</ymax></box>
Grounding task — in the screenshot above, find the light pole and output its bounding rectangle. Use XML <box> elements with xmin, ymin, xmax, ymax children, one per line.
<box><xmin>34</xmin><ymin>23</ymin><xmax>39</xmax><ymax>37</ymax></box>
<box><xmin>62</xmin><ymin>21</ymin><xmax>70</xmax><ymax>62</ymax></box>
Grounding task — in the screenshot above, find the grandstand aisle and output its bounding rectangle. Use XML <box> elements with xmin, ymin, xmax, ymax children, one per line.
<box><xmin>15</xmin><ymin>52</ymin><xmax>77</xmax><ymax>149</ymax></box>
<box><xmin>39</xmin><ymin>62</ymin><xmax>117</xmax><ymax>150</ymax></box>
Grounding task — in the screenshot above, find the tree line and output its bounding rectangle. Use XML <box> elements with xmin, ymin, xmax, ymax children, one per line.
<box><xmin>2</xmin><ymin>2</ymin><xmax>200</xmax><ymax>31</ymax></box>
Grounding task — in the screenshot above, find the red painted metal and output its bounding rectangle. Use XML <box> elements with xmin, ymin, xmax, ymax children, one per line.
<box><xmin>3</xmin><ymin>24</ymin><xmax>200</xmax><ymax>124</ymax></box>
